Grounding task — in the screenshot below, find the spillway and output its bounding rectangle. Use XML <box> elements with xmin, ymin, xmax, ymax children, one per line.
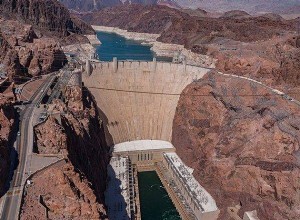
<box><xmin>83</xmin><ymin>60</ymin><xmax>210</xmax><ymax>146</ymax></box>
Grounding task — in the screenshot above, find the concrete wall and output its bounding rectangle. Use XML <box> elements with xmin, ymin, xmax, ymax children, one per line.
<box><xmin>162</xmin><ymin>155</ymin><xmax>220</xmax><ymax>220</ymax></box>
<box><xmin>112</xmin><ymin>148</ymin><xmax>176</xmax><ymax>165</ymax></box>
<box><xmin>83</xmin><ymin>61</ymin><xmax>210</xmax><ymax>145</ymax></box>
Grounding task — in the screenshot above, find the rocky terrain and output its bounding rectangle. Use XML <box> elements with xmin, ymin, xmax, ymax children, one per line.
<box><xmin>0</xmin><ymin>19</ymin><xmax>67</xmax><ymax>81</ymax></box>
<box><xmin>181</xmin><ymin>0</ymin><xmax>300</xmax><ymax>16</ymax></box>
<box><xmin>80</xmin><ymin>4</ymin><xmax>297</xmax><ymax>44</ymax></box>
<box><xmin>34</xmin><ymin>115</ymin><xmax>68</xmax><ymax>155</ymax></box>
<box><xmin>60</xmin><ymin>0</ymin><xmax>300</xmax><ymax>16</ymax></box>
<box><xmin>0</xmin><ymin>97</ymin><xmax>15</xmax><ymax>196</ymax></box>
<box><xmin>79</xmin><ymin>4</ymin><xmax>300</xmax><ymax>91</ymax></box>
<box><xmin>21</xmin><ymin>85</ymin><xmax>109</xmax><ymax>219</ymax></box>
<box><xmin>21</xmin><ymin>161</ymin><xmax>107</xmax><ymax>219</ymax></box>
<box><xmin>0</xmin><ymin>0</ymin><xmax>96</xmax><ymax>82</ymax></box>
<box><xmin>0</xmin><ymin>0</ymin><xmax>96</xmax><ymax>201</ymax></box>
<box><xmin>0</xmin><ymin>0</ymin><xmax>94</xmax><ymax>39</ymax></box>
<box><xmin>173</xmin><ymin>72</ymin><xmax>300</xmax><ymax>220</ymax></box>
<box><xmin>59</xmin><ymin>0</ymin><xmax>179</xmax><ymax>12</ymax></box>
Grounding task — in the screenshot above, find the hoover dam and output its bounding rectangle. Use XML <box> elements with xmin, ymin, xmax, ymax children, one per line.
<box><xmin>83</xmin><ymin>60</ymin><xmax>209</xmax><ymax>145</ymax></box>
<box><xmin>83</xmin><ymin>58</ymin><xmax>221</xmax><ymax>220</ymax></box>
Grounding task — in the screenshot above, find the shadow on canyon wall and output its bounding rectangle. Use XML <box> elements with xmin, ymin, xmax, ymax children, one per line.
<box><xmin>1</xmin><ymin>109</ymin><xmax>19</xmax><ymax>198</ymax></box>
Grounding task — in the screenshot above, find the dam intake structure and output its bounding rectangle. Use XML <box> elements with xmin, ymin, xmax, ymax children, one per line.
<box><xmin>83</xmin><ymin>59</ymin><xmax>210</xmax><ymax>145</ymax></box>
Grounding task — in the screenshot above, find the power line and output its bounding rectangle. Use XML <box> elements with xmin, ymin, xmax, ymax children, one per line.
<box><xmin>83</xmin><ymin>85</ymin><xmax>300</xmax><ymax>97</ymax></box>
<box><xmin>1</xmin><ymin>82</ymin><xmax>299</xmax><ymax>102</ymax></box>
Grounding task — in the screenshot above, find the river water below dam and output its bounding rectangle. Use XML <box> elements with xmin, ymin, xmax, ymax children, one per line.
<box><xmin>95</xmin><ymin>31</ymin><xmax>172</xmax><ymax>62</ymax></box>
<box><xmin>138</xmin><ymin>171</ymin><xmax>181</xmax><ymax>220</ymax></box>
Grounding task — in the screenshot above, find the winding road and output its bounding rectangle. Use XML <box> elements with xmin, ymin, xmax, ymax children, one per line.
<box><xmin>0</xmin><ymin>74</ymin><xmax>56</xmax><ymax>220</ymax></box>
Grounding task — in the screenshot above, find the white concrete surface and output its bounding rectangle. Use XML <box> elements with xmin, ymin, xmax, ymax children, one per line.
<box><xmin>164</xmin><ymin>153</ymin><xmax>218</xmax><ymax>212</ymax></box>
<box><xmin>105</xmin><ymin>156</ymin><xmax>131</xmax><ymax>220</ymax></box>
<box><xmin>83</xmin><ymin>61</ymin><xmax>209</xmax><ymax>145</ymax></box>
<box><xmin>112</xmin><ymin>140</ymin><xmax>174</xmax><ymax>153</ymax></box>
<box><xmin>243</xmin><ymin>210</ymin><xmax>259</xmax><ymax>220</ymax></box>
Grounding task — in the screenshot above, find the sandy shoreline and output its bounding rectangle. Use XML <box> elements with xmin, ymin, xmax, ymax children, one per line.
<box><xmin>85</xmin><ymin>34</ymin><xmax>101</xmax><ymax>46</ymax></box>
<box><xmin>92</xmin><ymin>25</ymin><xmax>159</xmax><ymax>42</ymax></box>
<box><xmin>62</xmin><ymin>43</ymin><xmax>96</xmax><ymax>61</ymax></box>
<box><xmin>62</xmin><ymin>34</ymin><xmax>100</xmax><ymax>61</ymax></box>
<box><xmin>92</xmin><ymin>25</ymin><xmax>216</xmax><ymax>68</ymax></box>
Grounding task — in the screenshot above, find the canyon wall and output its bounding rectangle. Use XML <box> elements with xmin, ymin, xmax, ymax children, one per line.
<box><xmin>0</xmin><ymin>19</ymin><xmax>67</xmax><ymax>80</ymax></box>
<box><xmin>0</xmin><ymin>98</ymin><xmax>15</xmax><ymax>197</ymax></box>
<box><xmin>83</xmin><ymin>61</ymin><xmax>209</xmax><ymax>145</ymax></box>
<box><xmin>79</xmin><ymin>4</ymin><xmax>297</xmax><ymax>45</ymax></box>
<box><xmin>0</xmin><ymin>0</ymin><xmax>97</xmax><ymax>81</ymax></box>
<box><xmin>172</xmin><ymin>72</ymin><xmax>300</xmax><ymax>220</ymax></box>
<box><xmin>0</xmin><ymin>0</ymin><xmax>94</xmax><ymax>38</ymax></box>
<box><xmin>21</xmin><ymin>86</ymin><xmax>110</xmax><ymax>219</ymax></box>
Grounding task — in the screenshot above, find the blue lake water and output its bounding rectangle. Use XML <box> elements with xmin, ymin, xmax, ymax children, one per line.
<box><xmin>95</xmin><ymin>31</ymin><xmax>172</xmax><ymax>62</ymax></box>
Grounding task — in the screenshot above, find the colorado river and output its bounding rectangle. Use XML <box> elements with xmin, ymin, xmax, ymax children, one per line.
<box><xmin>95</xmin><ymin>31</ymin><xmax>172</xmax><ymax>62</ymax></box>
<box><xmin>138</xmin><ymin>171</ymin><xmax>181</xmax><ymax>220</ymax></box>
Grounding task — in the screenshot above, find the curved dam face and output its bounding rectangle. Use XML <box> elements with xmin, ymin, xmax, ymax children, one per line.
<box><xmin>83</xmin><ymin>61</ymin><xmax>210</xmax><ymax>145</ymax></box>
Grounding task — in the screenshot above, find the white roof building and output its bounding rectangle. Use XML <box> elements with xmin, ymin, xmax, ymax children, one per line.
<box><xmin>164</xmin><ymin>152</ymin><xmax>219</xmax><ymax>219</ymax></box>
<box><xmin>112</xmin><ymin>140</ymin><xmax>174</xmax><ymax>153</ymax></box>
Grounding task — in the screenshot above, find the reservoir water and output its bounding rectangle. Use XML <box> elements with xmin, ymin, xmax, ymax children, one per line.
<box><xmin>138</xmin><ymin>171</ymin><xmax>181</xmax><ymax>220</ymax></box>
<box><xmin>95</xmin><ymin>31</ymin><xmax>172</xmax><ymax>62</ymax></box>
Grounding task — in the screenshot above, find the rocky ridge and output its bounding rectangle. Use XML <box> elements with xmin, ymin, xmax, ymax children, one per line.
<box><xmin>172</xmin><ymin>72</ymin><xmax>300</xmax><ymax>220</ymax></box>
<box><xmin>21</xmin><ymin>85</ymin><xmax>109</xmax><ymax>219</ymax></box>
<box><xmin>0</xmin><ymin>0</ymin><xmax>95</xmax><ymax>199</ymax></box>
<box><xmin>0</xmin><ymin>0</ymin><xmax>94</xmax><ymax>39</ymax></box>
<box><xmin>59</xmin><ymin>0</ymin><xmax>179</xmax><ymax>12</ymax></box>
<box><xmin>0</xmin><ymin>19</ymin><xmax>67</xmax><ymax>81</ymax></box>
<box><xmin>60</xmin><ymin>0</ymin><xmax>300</xmax><ymax>16</ymax></box>
<box><xmin>21</xmin><ymin>161</ymin><xmax>107</xmax><ymax>219</ymax></box>
<box><xmin>0</xmin><ymin>0</ymin><xmax>96</xmax><ymax>81</ymax></box>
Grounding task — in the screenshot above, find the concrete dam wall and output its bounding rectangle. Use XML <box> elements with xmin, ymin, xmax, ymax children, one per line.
<box><xmin>83</xmin><ymin>60</ymin><xmax>210</xmax><ymax>145</ymax></box>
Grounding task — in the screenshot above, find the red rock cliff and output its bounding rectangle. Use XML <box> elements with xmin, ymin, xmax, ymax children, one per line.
<box><xmin>0</xmin><ymin>19</ymin><xmax>67</xmax><ymax>81</ymax></box>
<box><xmin>172</xmin><ymin>72</ymin><xmax>300</xmax><ymax>220</ymax></box>
<box><xmin>21</xmin><ymin>86</ymin><xmax>110</xmax><ymax>219</ymax></box>
<box><xmin>0</xmin><ymin>0</ymin><xmax>94</xmax><ymax>37</ymax></box>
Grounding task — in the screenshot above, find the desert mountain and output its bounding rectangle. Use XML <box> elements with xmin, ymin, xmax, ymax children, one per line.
<box><xmin>60</xmin><ymin>0</ymin><xmax>300</xmax><ymax>16</ymax></box>
<box><xmin>59</xmin><ymin>0</ymin><xmax>179</xmax><ymax>12</ymax></box>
